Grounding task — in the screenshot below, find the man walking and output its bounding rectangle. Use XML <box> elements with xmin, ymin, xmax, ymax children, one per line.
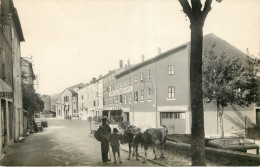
<box><xmin>99</xmin><ymin>116</ymin><xmax>111</xmax><ymax>162</ymax></box>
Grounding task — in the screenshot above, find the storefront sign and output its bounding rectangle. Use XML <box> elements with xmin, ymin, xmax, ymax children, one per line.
<box><xmin>109</xmin><ymin>86</ymin><xmax>132</xmax><ymax>96</ymax></box>
<box><xmin>122</xmin><ymin>107</ymin><xmax>130</xmax><ymax>112</ymax></box>
<box><xmin>0</xmin><ymin>92</ymin><xmax>13</xmax><ymax>98</ymax></box>
<box><xmin>158</xmin><ymin>105</ymin><xmax>188</xmax><ymax>111</ymax></box>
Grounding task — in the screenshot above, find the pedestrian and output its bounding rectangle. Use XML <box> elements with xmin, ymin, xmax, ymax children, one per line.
<box><xmin>109</xmin><ymin>128</ymin><xmax>122</xmax><ymax>163</ymax></box>
<box><xmin>69</xmin><ymin>115</ymin><xmax>72</xmax><ymax>122</ymax></box>
<box><xmin>94</xmin><ymin>116</ymin><xmax>111</xmax><ymax>163</ymax></box>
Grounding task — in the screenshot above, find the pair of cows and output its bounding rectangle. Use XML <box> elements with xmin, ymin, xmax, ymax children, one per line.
<box><xmin>118</xmin><ymin>123</ymin><xmax>168</xmax><ymax>163</ymax></box>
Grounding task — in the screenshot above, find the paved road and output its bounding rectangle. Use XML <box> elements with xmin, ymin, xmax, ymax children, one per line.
<box><xmin>0</xmin><ymin>118</ymin><xmax>156</xmax><ymax>166</ymax></box>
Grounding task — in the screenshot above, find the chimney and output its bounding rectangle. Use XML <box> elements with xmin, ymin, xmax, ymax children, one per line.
<box><xmin>158</xmin><ymin>47</ymin><xmax>161</xmax><ymax>54</ymax></box>
<box><xmin>99</xmin><ymin>74</ymin><xmax>102</xmax><ymax>79</ymax></box>
<box><xmin>119</xmin><ymin>60</ymin><xmax>123</xmax><ymax>68</ymax></box>
<box><xmin>127</xmin><ymin>59</ymin><xmax>130</xmax><ymax>68</ymax></box>
<box><xmin>92</xmin><ymin>77</ymin><xmax>96</xmax><ymax>82</ymax></box>
<box><xmin>141</xmin><ymin>55</ymin><xmax>145</xmax><ymax>62</ymax></box>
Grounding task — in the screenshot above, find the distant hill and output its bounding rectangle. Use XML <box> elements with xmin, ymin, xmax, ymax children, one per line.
<box><xmin>50</xmin><ymin>94</ymin><xmax>60</xmax><ymax>105</ymax></box>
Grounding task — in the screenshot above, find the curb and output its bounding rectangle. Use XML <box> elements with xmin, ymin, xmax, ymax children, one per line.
<box><xmin>121</xmin><ymin>147</ymin><xmax>169</xmax><ymax>166</ymax></box>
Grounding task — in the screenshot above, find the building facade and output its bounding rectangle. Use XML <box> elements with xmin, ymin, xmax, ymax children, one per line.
<box><xmin>114</xmin><ymin>34</ymin><xmax>256</xmax><ymax>135</ymax></box>
<box><xmin>0</xmin><ymin>0</ymin><xmax>25</xmax><ymax>159</ymax></box>
<box><xmin>56</xmin><ymin>34</ymin><xmax>258</xmax><ymax>137</ymax></box>
<box><xmin>56</xmin><ymin>83</ymin><xmax>85</xmax><ymax>118</ymax></box>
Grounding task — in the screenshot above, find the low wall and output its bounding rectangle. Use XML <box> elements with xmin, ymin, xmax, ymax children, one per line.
<box><xmin>166</xmin><ymin>141</ymin><xmax>260</xmax><ymax>166</ymax></box>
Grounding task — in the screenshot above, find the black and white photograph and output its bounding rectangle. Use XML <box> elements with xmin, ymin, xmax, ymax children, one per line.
<box><xmin>0</xmin><ymin>0</ymin><xmax>259</xmax><ymax>166</ymax></box>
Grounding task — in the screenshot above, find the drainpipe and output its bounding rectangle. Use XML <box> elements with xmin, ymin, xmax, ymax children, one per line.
<box><xmin>150</xmin><ymin>59</ymin><xmax>157</xmax><ymax>128</ymax></box>
<box><xmin>131</xmin><ymin>70</ymin><xmax>134</xmax><ymax>125</ymax></box>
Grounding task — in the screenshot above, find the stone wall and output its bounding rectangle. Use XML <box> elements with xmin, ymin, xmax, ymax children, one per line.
<box><xmin>166</xmin><ymin>141</ymin><xmax>260</xmax><ymax>166</ymax></box>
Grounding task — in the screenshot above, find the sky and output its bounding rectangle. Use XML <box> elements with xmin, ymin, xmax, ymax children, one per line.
<box><xmin>13</xmin><ymin>0</ymin><xmax>260</xmax><ymax>95</ymax></box>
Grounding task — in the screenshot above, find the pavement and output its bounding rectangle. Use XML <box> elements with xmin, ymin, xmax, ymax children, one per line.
<box><xmin>0</xmin><ymin>119</ymin><xmax>156</xmax><ymax>166</ymax></box>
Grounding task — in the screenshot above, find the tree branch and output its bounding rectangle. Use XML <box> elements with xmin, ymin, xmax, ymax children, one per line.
<box><xmin>191</xmin><ymin>0</ymin><xmax>202</xmax><ymax>12</ymax></box>
<box><xmin>178</xmin><ymin>0</ymin><xmax>192</xmax><ymax>19</ymax></box>
<box><xmin>202</xmin><ymin>0</ymin><xmax>212</xmax><ymax>20</ymax></box>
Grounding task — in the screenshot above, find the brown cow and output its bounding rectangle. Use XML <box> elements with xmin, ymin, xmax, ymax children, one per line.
<box><xmin>120</xmin><ymin>125</ymin><xmax>141</xmax><ymax>160</ymax></box>
<box><xmin>141</xmin><ymin>125</ymin><xmax>168</xmax><ymax>163</ymax></box>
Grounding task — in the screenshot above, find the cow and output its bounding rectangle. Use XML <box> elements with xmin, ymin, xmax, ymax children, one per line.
<box><xmin>120</xmin><ymin>125</ymin><xmax>142</xmax><ymax>160</ymax></box>
<box><xmin>141</xmin><ymin>125</ymin><xmax>168</xmax><ymax>163</ymax></box>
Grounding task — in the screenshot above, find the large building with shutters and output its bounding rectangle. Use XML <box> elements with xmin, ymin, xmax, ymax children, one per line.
<box><xmin>113</xmin><ymin>33</ymin><xmax>256</xmax><ymax>135</ymax></box>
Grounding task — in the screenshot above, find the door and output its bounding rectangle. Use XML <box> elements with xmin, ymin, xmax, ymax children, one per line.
<box><xmin>160</xmin><ymin>112</ymin><xmax>186</xmax><ymax>134</ymax></box>
<box><xmin>1</xmin><ymin>100</ymin><xmax>7</xmax><ymax>147</ymax></box>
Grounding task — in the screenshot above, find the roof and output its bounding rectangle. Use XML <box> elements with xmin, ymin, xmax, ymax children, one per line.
<box><xmin>11</xmin><ymin>7</ymin><xmax>25</xmax><ymax>42</ymax></box>
<box><xmin>116</xmin><ymin>44</ymin><xmax>187</xmax><ymax>78</ymax></box>
<box><xmin>60</xmin><ymin>83</ymin><xmax>86</xmax><ymax>96</ymax></box>
<box><xmin>116</xmin><ymin>33</ymin><xmax>251</xmax><ymax>79</ymax></box>
<box><xmin>202</xmin><ymin>33</ymin><xmax>250</xmax><ymax>65</ymax></box>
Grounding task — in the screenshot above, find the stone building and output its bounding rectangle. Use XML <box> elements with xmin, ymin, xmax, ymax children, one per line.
<box><xmin>78</xmin><ymin>76</ymin><xmax>103</xmax><ymax>120</ymax></box>
<box><xmin>0</xmin><ymin>0</ymin><xmax>25</xmax><ymax>159</ymax></box>
<box><xmin>56</xmin><ymin>83</ymin><xmax>85</xmax><ymax>118</ymax></box>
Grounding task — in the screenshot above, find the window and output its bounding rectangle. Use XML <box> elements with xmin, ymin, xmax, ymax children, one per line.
<box><xmin>120</xmin><ymin>95</ymin><xmax>123</xmax><ymax>103</ymax></box>
<box><xmin>134</xmin><ymin>91</ymin><xmax>138</xmax><ymax>102</ymax></box>
<box><xmin>112</xmin><ymin>96</ymin><xmax>115</xmax><ymax>104</ymax></box>
<box><xmin>148</xmin><ymin>88</ymin><xmax>152</xmax><ymax>100</ymax></box>
<box><xmin>103</xmin><ymin>98</ymin><xmax>105</xmax><ymax>105</ymax></box>
<box><xmin>140</xmin><ymin>73</ymin><xmax>143</xmax><ymax>82</ymax></box>
<box><xmin>129</xmin><ymin>93</ymin><xmax>132</xmax><ymax>102</ymax></box>
<box><xmin>161</xmin><ymin>112</ymin><xmax>182</xmax><ymax>119</ymax></box>
<box><xmin>110</xmin><ymin>97</ymin><xmax>112</xmax><ymax>104</ymax></box>
<box><xmin>148</xmin><ymin>70</ymin><xmax>151</xmax><ymax>79</ymax></box>
<box><xmin>125</xmin><ymin>80</ymin><xmax>127</xmax><ymax>86</ymax></box>
<box><xmin>125</xmin><ymin>94</ymin><xmax>127</xmax><ymax>104</ymax></box>
<box><xmin>168</xmin><ymin>86</ymin><xmax>175</xmax><ymax>99</ymax></box>
<box><xmin>135</xmin><ymin>75</ymin><xmax>137</xmax><ymax>83</ymax></box>
<box><xmin>141</xmin><ymin>90</ymin><xmax>144</xmax><ymax>101</ymax></box>
<box><xmin>116</xmin><ymin>96</ymin><xmax>118</xmax><ymax>104</ymax></box>
<box><xmin>129</xmin><ymin>77</ymin><xmax>132</xmax><ymax>85</ymax></box>
<box><xmin>81</xmin><ymin>95</ymin><xmax>83</xmax><ymax>100</ymax></box>
<box><xmin>168</xmin><ymin>65</ymin><xmax>174</xmax><ymax>75</ymax></box>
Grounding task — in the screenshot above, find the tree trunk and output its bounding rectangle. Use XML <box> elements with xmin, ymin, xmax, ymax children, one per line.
<box><xmin>178</xmin><ymin>0</ymin><xmax>213</xmax><ymax>165</ymax></box>
<box><xmin>190</xmin><ymin>23</ymin><xmax>206</xmax><ymax>166</ymax></box>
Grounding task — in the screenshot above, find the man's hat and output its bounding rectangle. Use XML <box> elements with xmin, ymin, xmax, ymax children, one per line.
<box><xmin>113</xmin><ymin>128</ymin><xmax>119</xmax><ymax>133</ymax></box>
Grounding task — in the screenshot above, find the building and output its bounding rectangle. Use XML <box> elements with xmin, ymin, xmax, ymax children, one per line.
<box><xmin>56</xmin><ymin>83</ymin><xmax>85</xmax><ymax>118</ymax></box>
<box><xmin>114</xmin><ymin>34</ymin><xmax>256</xmax><ymax>135</ymax></box>
<box><xmin>0</xmin><ymin>0</ymin><xmax>25</xmax><ymax>158</ymax></box>
<box><xmin>21</xmin><ymin>58</ymin><xmax>35</xmax><ymax>86</ymax></box>
<box><xmin>102</xmin><ymin>60</ymin><xmax>131</xmax><ymax>122</ymax></box>
<box><xmin>40</xmin><ymin>94</ymin><xmax>51</xmax><ymax>117</ymax></box>
<box><xmin>78</xmin><ymin>76</ymin><xmax>103</xmax><ymax>120</ymax></box>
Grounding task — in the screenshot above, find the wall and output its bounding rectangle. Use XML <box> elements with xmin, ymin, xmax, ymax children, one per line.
<box><xmin>204</xmin><ymin>101</ymin><xmax>255</xmax><ymax>136</ymax></box>
<box><xmin>166</xmin><ymin>141</ymin><xmax>260</xmax><ymax>166</ymax></box>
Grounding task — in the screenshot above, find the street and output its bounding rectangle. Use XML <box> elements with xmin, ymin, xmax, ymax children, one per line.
<box><xmin>0</xmin><ymin>118</ymin><xmax>156</xmax><ymax>166</ymax></box>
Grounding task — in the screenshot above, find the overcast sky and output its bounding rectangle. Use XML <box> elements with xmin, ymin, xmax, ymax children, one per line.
<box><xmin>13</xmin><ymin>0</ymin><xmax>260</xmax><ymax>95</ymax></box>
